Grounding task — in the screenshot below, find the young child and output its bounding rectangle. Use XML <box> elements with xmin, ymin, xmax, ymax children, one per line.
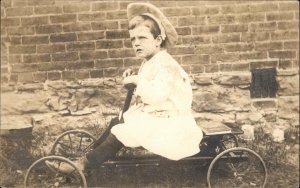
<box><xmin>47</xmin><ymin>2</ymin><xmax>203</xmax><ymax>173</ymax></box>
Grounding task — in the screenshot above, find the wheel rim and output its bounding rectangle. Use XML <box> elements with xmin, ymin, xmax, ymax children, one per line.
<box><xmin>207</xmin><ymin>147</ymin><xmax>267</xmax><ymax>188</ymax></box>
<box><xmin>50</xmin><ymin>130</ymin><xmax>96</xmax><ymax>159</ymax></box>
<box><xmin>24</xmin><ymin>156</ymin><xmax>87</xmax><ymax>188</ymax></box>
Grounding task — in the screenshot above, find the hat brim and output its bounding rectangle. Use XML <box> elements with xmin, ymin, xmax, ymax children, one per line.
<box><xmin>127</xmin><ymin>2</ymin><xmax>178</xmax><ymax>48</ymax></box>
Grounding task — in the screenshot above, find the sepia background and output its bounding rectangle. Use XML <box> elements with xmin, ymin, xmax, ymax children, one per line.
<box><xmin>1</xmin><ymin>0</ymin><xmax>299</xmax><ymax>187</ymax></box>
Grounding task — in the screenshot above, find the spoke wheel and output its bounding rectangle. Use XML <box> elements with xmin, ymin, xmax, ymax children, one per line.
<box><xmin>24</xmin><ymin>156</ymin><xmax>87</xmax><ymax>188</ymax></box>
<box><xmin>50</xmin><ymin>130</ymin><xmax>96</xmax><ymax>160</ymax></box>
<box><xmin>215</xmin><ymin>135</ymin><xmax>239</xmax><ymax>153</ymax></box>
<box><xmin>207</xmin><ymin>147</ymin><xmax>267</xmax><ymax>188</ymax></box>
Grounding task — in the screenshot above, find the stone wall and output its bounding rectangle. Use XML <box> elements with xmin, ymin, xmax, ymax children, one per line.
<box><xmin>0</xmin><ymin>0</ymin><xmax>299</xmax><ymax>163</ymax></box>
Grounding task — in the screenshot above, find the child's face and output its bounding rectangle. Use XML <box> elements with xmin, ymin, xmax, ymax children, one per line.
<box><xmin>129</xmin><ymin>25</ymin><xmax>161</xmax><ymax>60</ymax></box>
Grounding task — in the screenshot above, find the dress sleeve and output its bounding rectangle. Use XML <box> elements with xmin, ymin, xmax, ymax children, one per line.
<box><xmin>135</xmin><ymin>64</ymin><xmax>173</xmax><ymax>106</ymax></box>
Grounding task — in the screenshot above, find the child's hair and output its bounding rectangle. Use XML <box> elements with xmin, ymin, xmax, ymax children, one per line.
<box><xmin>129</xmin><ymin>15</ymin><xmax>165</xmax><ymax>47</ymax></box>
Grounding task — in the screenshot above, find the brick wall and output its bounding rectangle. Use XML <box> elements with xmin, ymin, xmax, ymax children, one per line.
<box><xmin>1</xmin><ymin>0</ymin><xmax>298</xmax><ymax>83</ymax></box>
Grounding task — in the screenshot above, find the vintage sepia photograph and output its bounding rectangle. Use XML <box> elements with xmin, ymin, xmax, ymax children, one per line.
<box><xmin>1</xmin><ymin>0</ymin><xmax>299</xmax><ymax>187</ymax></box>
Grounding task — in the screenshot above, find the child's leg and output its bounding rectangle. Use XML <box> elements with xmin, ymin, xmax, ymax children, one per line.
<box><xmin>86</xmin><ymin>133</ymin><xmax>123</xmax><ymax>167</ymax></box>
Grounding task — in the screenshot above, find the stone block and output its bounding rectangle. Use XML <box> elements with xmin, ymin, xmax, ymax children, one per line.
<box><xmin>240</xmin><ymin>52</ymin><xmax>268</xmax><ymax>60</ymax></box>
<box><xmin>9</xmin><ymin>45</ymin><xmax>36</xmax><ymax>54</ymax></box>
<box><xmin>50</xmin><ymin>33</ymin><xmax>77</xmax><ymax>43</ymax></box>
<box><xmin>277</xmin><ymin>74</ymin><xmax>299</xmax><ymax>96</ymax></box>
<box><xmin>205</xmin><ymin>64</ymin><xmax>219</xmax><ymax>73</ymax></box>
<box><xmin>195</xmin><ymin>45</ymin><xmax>223</xmax><ymax>54</ymax></box>
<box><xmin>6</xmin><ymin>26</ymin><xmax>35</xmax><ymax>35</ymax></box>
<box><xmin>236</xmin><ymin>14</ymin><xmax>265</xmax><ymax>23</ymax></box>
<box><xmin>18</xmin><ymin>72</ymin><xmax>33</xmax><ymax>83</ymax></box>
<box><xmin>23</xmin><ymin>54</ymin><xmax>51</xmax><ymax>63</ymax></box>
<box><xmin>108</xmin><ymin>49</ymin><xmax>135</xmax><ymax>58</ymax></box>
<box><xmin>278</xmin><ymin>96</ymin><xmax>299</xmax><ymax>121</ymax></box>
<box><xmin>271</xmin><ymin>31</ymin><xmax>298</xmax><ymax>40</ymax></box>
<box><xmin>106</xmin><ymin>30</ymin><xmax>129</xmax><ymax>39</ymax></box>
<box><xmin>254</xmin><ymin>42</ymin><xmax>283</xmax><ymax>51</ymax></box>
<box><xmin>95</xmin><ymin>59</ymin><xmax>123</xmax><ymax>69</ymax></box>
<box><xmin>104</xmin><ymin>68</ymin><xmax>119</xmax><ymax>77</ymax></box>
<box><xmin>47</xmin><ymin>71</ymin><xmax>61</xmax><ymax>80</ymax></box>
<box><xmin>6</xmin><ymin>7</ymin><xmax>33</xmax><ymax>17</ymax></box>
<box><xmin>211</xmin><ymin>53</ymin><xmax>239</xmax><ymax>63</ymax></box>
<box><xmin>92</xmin><ymin>20</ymin><xmax>119</xmax><ymax>30</ymax></box>
<box><xmin>63</xmin><ymin>23</ymin><xmax>91</xmax><ymax>32</ymax></box>
<box><xmin>208</xmin><ymin>15</ymin><xmax>235</xmax><ymax>24</ymax></box>
<box><xmin>27</xmin><ymin>0</ymin><xmax>54</xmax><ymax>6</ymax></box>
<box><xmin>212</xmin><ymin>34</ymin><xmax>240</xmax><ymax>43</ymax></box>
<box><xmin>90</xmin><ymin>69</ymin><xmax>104</xmax><ymax>78</ymax></box>
<box><xmin>269</xmin><ymin>51</ymin><xmax>296</xmax><ymax>59</ymax></box>
<box><xmin>221</xmin><ymin>24</ymin><xmax>248</xmax><ymax>33</ymax></box>
<box><xmin>22</xmin><ymin>36</ymin><xmax>49</xmax><ymax>44</ymax></box>
<box><xmin>175</xmin><ymin>27</ymin><xmax>191</xmax><ymax>35</ymax></box>
<box><xmin>66</xmin><ymin>61</ymin><xmax>94</xmax><ymax>70</ymax></box>
<box><xmin>96</xmin><ymin>40</ymin><xmax>123</xmax><ymax>49</ymax></box>
<box><xmin>75</xmin><ymin>70</ymin><xmax>90</xmax><ymax>79</ymax></box>
<box><xmin>62</xmin><ymin>70</ymin><xmax>75</xmax><ymax>80</ymax></box>
<box><xmin>191</xmin><ymin>7</ymin><xmax>219</xmax><ymax>15</ymax></box>
<box><xmin>250</xmin><ymin>60</ymin><xmax>278</xmax><ymax>69</ymax></box>
<box><xmin>168</xmin><ymin>46</ymin><xmax>194</xmax><ymax>55</ymax></box>
<box><xmin>249</xmin><ymin>3</ymin><xmax>278</xmax><ymax>12</ymax></box>
<box><xmin>266</xmin><ymin>12</ymin><xmax>294</xmax><ymax>21</ymax></box>
<box><xmin>78</xmin><ymin>12</ymin><xmax>105</xmax><ymax>22</ymax></box>
<box><xmin>252</xmin><ymin>99</ymin><xmax>277</xmax><ymax>109</ymax></box>
<box><xmin>106</xmin><ymin>11</ymin><xmax>127</xmax><ymax>20</ymax></box>
<box><xmin>278</xmin><ymin>21</ymin><xmax>299</xmax><ymax>30</ymax></box>
<box><xmin>78</xmin><ymin>31</ymin><xmax>105</xmax><ymax>41</ymax></box>
<box><xmin>162</xmin><ymin>8</ymin><xmax>191</xmax><ymax>16</ymax></box>
<box><xmin>80</xmin><ymin>50</ymin><xmax>107</xmax><ymax>60</ymax></box>
<box><xmin>224</xmin><ymin>43</ymin><xmax>254</xmax><ymax>52</ymax></box>
<box><xmin>66</xmin><ymin>42</ymin><xmax>95</xmax><ymax>51</ymax></box>
<box><xmin>52</xmin><ymin>52</ymin><xmax>79</xmax><ymax>61</ymax></box>
<box><xmin>178</xmin><ymin>16</ymin><xmax>205</xmax><ymax>26</ymax></box>
<box><xmin>194</xmin><ymin>75</ymin><xmax>212</xmax><ymax>85</ymax></box>
<box><xmin>1</xmin><ymin>18</ymin><xmax>20</xmax><ymax>26</ymax></box>
<box><xmin>63</xmin><ymin>3</ymin><xmax>90</xmax><ymax>13</ymax></box>
<box><xmin>34</xmin><ymin>6</ymin><xmax>62</xmax><ymax>14</ymax></box>
<box><xmin>33</xmin><ymin>72</ymin><xmax>47</xmax><ymax>82</ymax></box>
<box><xmin>92</xmin><ymin>2</ymin><xmax>119</xmax><ymax>11</ymax></box>
<box><xmin>192</xmin><ymin>26</ymin><xmax>219</xmax><ymax>35</ymax></box>
<box><xmin>213</xmin><ymin>73</ymin><xmax>251</xmax><ymax>86</ymax></box>
<box><xmin>37</xmin><ymin>44</ymin><xmax>65</xmax><ymax>53</ymax></box>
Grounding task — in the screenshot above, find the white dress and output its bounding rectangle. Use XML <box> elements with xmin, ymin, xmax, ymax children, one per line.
<box><xmin>111</xmin><ymin>50</ymin><xmax>203</xmax><ymax>160</ymax></box>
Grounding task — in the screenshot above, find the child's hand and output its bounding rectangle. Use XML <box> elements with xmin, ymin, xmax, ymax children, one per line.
<box><xmin>123</xmin><ymin>75</ymin><xmax>138</xmax><ymax>85</ymax></box>
<box><xmin>122</xmin><ymin>69</ymin><xmax>134</xmax><ymax>78</ymax></box>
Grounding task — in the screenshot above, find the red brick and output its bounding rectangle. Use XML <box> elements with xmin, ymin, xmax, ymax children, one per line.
<box><xmin>271</xmin><ymin>31</ymin><xmax>298</xmax><ymax>40</ymax></box>
<box><xmin>23</xmin><ymin>54</ymin><xmax>51</xmax><ymax>63</ymax></box>
<box><xmin>91</xmin><ymin>21</ymin><xmax>118</xmax><ymax>30</ymax></box>
<box><xmin>219</xmin><ymin>64</ymin><xmax>232</xmax><ymax>72</ymax></box>
<box><xmin>250</xmin><ymin>61</ymin><xmax>278</xmax><ymax>69</ymax></box>
<box><xmin>63</xmin><ymin>4</ymin><xmax>90</xmax><ymax>13</ymax></box>
<box><xmin>38</xmin><ymin>62</ymin><xmax>66</xmax><ymax>71</ymax></box>
<box><xmin>178</xmin><ymin>16</ymin><xmax>205</xmax><ymax>26</ymax></box>
<box><xmin>92</xmin><ymin>2</ymin><xmax>119</xmax><ymax>11</ymax></box>
<box><xmin>195</xmin><ymin>45</ymin><xmax>223</xmax><ymax>54</ymax></box>
<box><xmin>106</xmin><ymin>30</ymin><xmax>129</xmax><ymax>39</ymax></box>
<box><xmin>208</xmin><ymin>15</ymin><xmax>235</xmax><ymax>24</ymax></box>
<box><xmin>96</xmin><ymin>40</ymin><xmax>123</xmax><ymax>49</ymax></box>
<box><xmin>36</xmin><ymin>25</ymin><xmax>62</xmax><ymax>34</ymax></box>
<box><xmin>278</xmin><ymin>21</ymin><xmax>299</xmax><ymax>30</ymax></box>
<box><xmin>267</xmin><ymin>12</ymin><xmax>294</xmax><ymax>21</ymax></box>
<box><xmin>269</xmin><ymin>51</ymin><xmax>296</xmax><ymax>59</ymax></box>
<box><xmin>106</xmin><ymin>11</ymin><xmax>127</xmax><ymax>20</ymax></box>
<box><xmin>255</xmin><ymin>42</ymin><xmax>283</xmax><ymax>51</ymax></box>
<box><xmin>12</xmin><ymin>0</ymin><xmax>27</xmax><ymax>7</ymax></box>
<box><xmin>232</xmin><ymin>63</ymin><xmax>250</xmax><ymax>71</ymax></box>
<box><xmin>250</xmin><ymin>22</ymin><xmax>277</xmax><ymax>32</ymax></box>
<box><xmin>175</xmin><ymin>27</ymin><xmax>191</xmax><ymax>35</ymax></box>
<box><xmin>168</xmin><ymin>46</ymin><xmax>194</xmax><ymax>55</ymax></box>
<box><xmin>221</xmin><ymin>5</ymin><xmax>249</xmax><ymax>14</ymax></box>
<box><xmin>162</xmin><ymin>8</ymin><xmax>191</xmax><ymax>17</ymax></box>
<box><xmin>90</xmin><ymin>69</ymin><xmax>104</xmax><ymax>78</ymax></box>
<box><xmin>50</xmin><ymin>33</ymin><xmax>77</xmax><ymax>43</ymax></box>
<box><xmin>284</xmin><ymin>41</ymin><xmax>299</xmax><ymax>49</ymax></box>
<box><xmin>11</xmin><ymin>63</ymin><xmax>39</xmax><ymax>73</ymax></box>
<box><xmin>48</xmin><ymin>71</ymin><xmax>61</xmax><ymax>80</ymax></box>
<box><xmin>279</xmin><ymin>2</ymin><xmax>299</xmax><ymax>10</ymax></box>
<box><xmin>225</xmin><ymin>43</ymin><xmax>254</xmax><ymax>52</ymax></box>
<box><xmin>52</xmin><ymin>52</ymin><xmax>79</xmax><ymax>61</ymax></box>
<box><xmin>279</xmin><ymin>60</ymin><xmax>293</xmax><ymax>70</ymax></box>
<box><xmin>34</xmin><ymin>6</ymin><xmax>62</xmax><ymax>14</ymax></box>
<box><xmin>78</xmin><ymin>31</ymin><xmax>105</xmax><ymax>41</ymax></box>
<box><xmin>33</xmin><ymin>72</ymin><xmax>47</xmax><ymax>82</ymax></box>
<box><xmin>66</xmin><ymin>61</ymin><xmax>94</xmax><ymax>70</ymax></box>
<box><xmin>62</xmin><ymin>70</ymin><xmax>75</xmax><ymax>80</ymax></box>
<box><xmin>18</xmin><ymin>72</ymin><xmax>33</xmax><ymax>83</ymax></box>
<box><xmin>182</xmin><ymin>55</ymin><xmax>210</xmax><ymax>64</ymax></box>
<box><xmin>192</xmin><ymin>26</ymin><xmax>219</xmax><ymax>35</ymax></box>
<box><xmin>50</xmin><ymin>14</ymin><xmax>76</xmax><ymax>23</ymax></box>
<box><xmin>22</xmin><ymin>36</ymin><xmax>49</xmax><ymax>44</ymax></box>
<box><xmin>124</xmin><ymin>58</ymin><xmax>142</xmax><ymax>67</ymax></box>
<box><xmin>221</xmin><ymin>24</ymin><xmax>248</xmax><ymax>33</ymax></box>
<box><xmin>104</xmin><ymin>68</ymin><xmax>119</xmax><ymax>77</ymax></box>
<box><xmin>249</xmin><ymin>3</ymin><xmax>278</xmax><ymax>12</ymax></box>
<box><xmin>63</xmin><ymin>23</ymin><xmax>91</xmax><ymax>32</ymax></box>
<box><xmin>95</xmin><ymin>59</ymin><xmax>123</xmax><ymax>68</ymax></box>
<box><xmin>6</xmin><ymin>26</ymin><xmax>35</xmax><ymax>35</ymax></box>
<box><xmin>1</xmin><ymin>18</ymin><xmax>20</xmax><ymax>26</ymax></box>
<box><xmin>240</xmin><ymin>52</ymin><xmax>268</xmax><ymax>60</ymax></box>
<box><xmin>241</xmin><ymin>32</ymin><xmax>270</xmax><ymax>42</ymax></box>
<box><xmin>191</xmin><ymin>7</ymin><xmax>219</xmax><ymax>15</ymax></box>
<box><xmin>9</xmin><ymin>45</ymin><xmax>36</xmax><ymax>54</ymax></box>
<box><xmin>211</xmin><ymin>53</ymin><xmax>240</xmax><ymax>63</ymax></box>
<box><xmin>9</xmin><ymin>55</ymin><xmax>22</xmax><ymax>63</ymax></box>
<box><xmin>236</xmin><ymin>14</ymin><xmax>265</xmax><ymax>23</ymax></box>
<box><xmin>108</xmin><ymin>49</ymin><xmax>135</xmax><ymax>58</ymax></box>
<box><xmin>80</xmin><ymin>50</ymin><xmax>107</xmax><ymax>60</ymax></box>
<box><xmin>76</xmin><ymin>70</ymin><xmax>90</xmax><ymax>79</ymax></box>
<box><xmin>182</xmin><ymin>36</ymin><xmax>211</xmax><ymax>45</ymax></box>
<box><xmin>205</xmin><ymin>64</ymin><xmax>219</xmax><ymax>73</ymax></box>
<box><xmin>123</xmin><ymin>39</ymin><xmax>133</xmax><ymax>48</ymax></box>
<box><xmin>190</xmin><ymin>65</ymin><xmax>204</xmax><ymax>73</ymax></box>
<box><xmin>67</xmin><ymin>42</ymin><xmax>95</xmax><ymax>51</ymax></box>
<box><xmin>151</xmin><ymin>1</ymin><xmax>177</xmax><ymax>7</ymax></box>
<box><xmin>78</xmin><ymin>12</ymin><xmax>106</xmax><ymax>22</ymax></box>
<box><xmin>27</xmin><ymin>0</ymin><xmax>54</xmax><ymax>6</ymax></box>
<box><xmin>21</xmin><ymin>16</ymin><xmax>48</xmax><ymax>26</ymax></box>
<box><xmin>212</xmin><ymin>34</ymin><xmax>240</xmax><ymax>43</ymax></box>
<box><xmin>37</xmin><ymin>44</ymin><xmax>65</xmax><ymax>53</ymax></box>
<box><xmin>6</xmin><ymin>7</ymin><xmax>33</xmax><ymax>17</ymax></box>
